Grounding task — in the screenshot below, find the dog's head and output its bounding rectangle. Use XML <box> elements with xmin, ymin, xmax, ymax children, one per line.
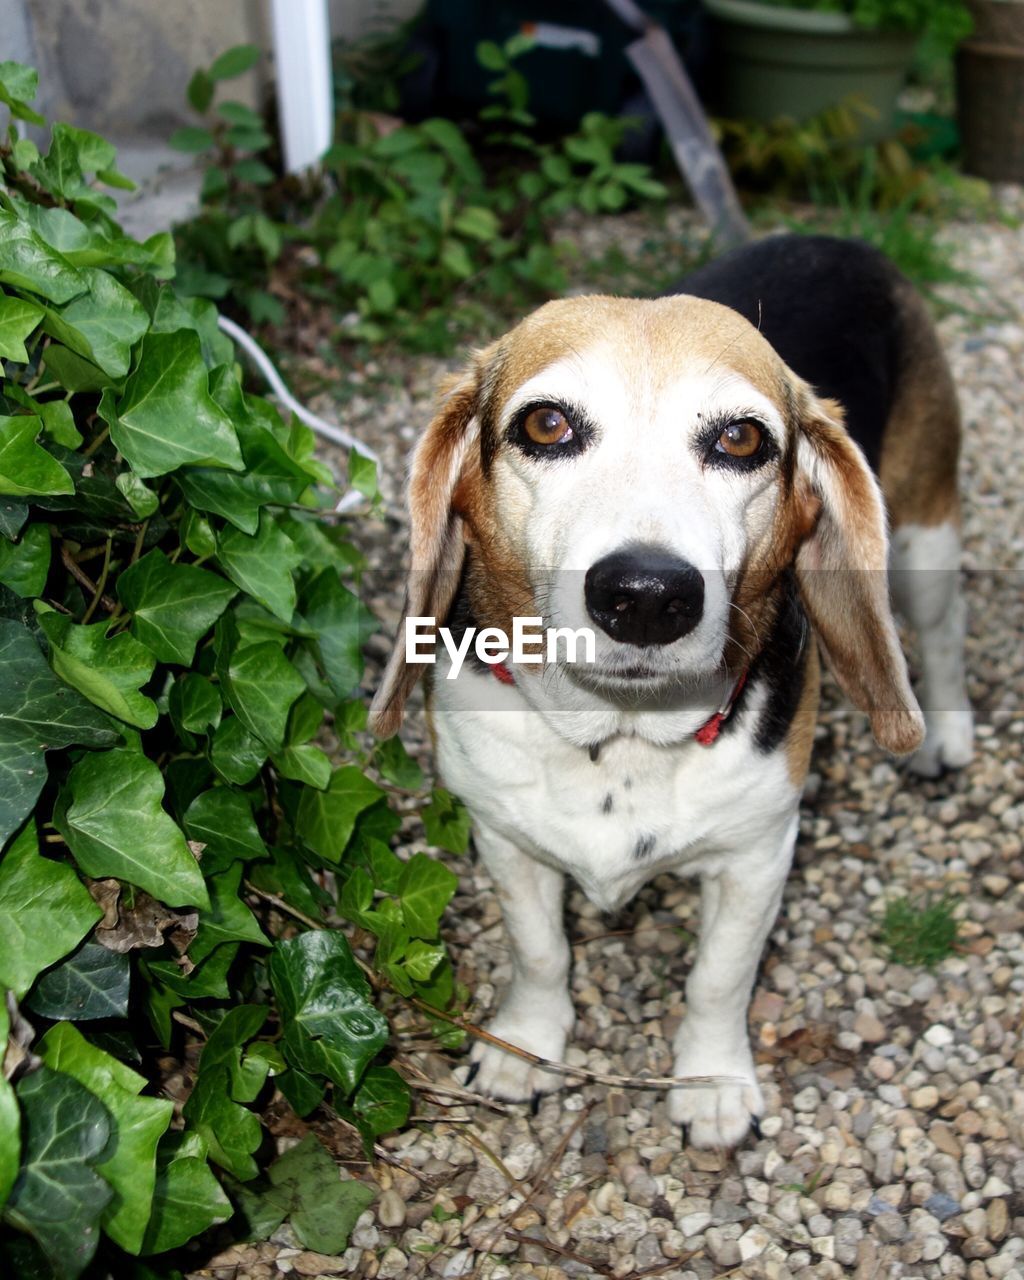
<box><xmin>370</xmin><ymin>294</ymin><xmax>924</xmax><ymax>754</ymax></box>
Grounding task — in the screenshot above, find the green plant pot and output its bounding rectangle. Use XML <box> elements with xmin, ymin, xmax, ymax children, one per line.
<box><xmin>703</xmin><ymin>0</ymin><xmax>917</xmax><ymax>142</ymax></box>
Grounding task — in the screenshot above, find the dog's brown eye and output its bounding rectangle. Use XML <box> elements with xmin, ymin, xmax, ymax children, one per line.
<box><xmin>524</xmin><ymin>407</ymin><xmax>572</xmax><ymax>446</ymax></box>
<box><xmin>717</xmin><ymin>420</ymin><xmax>763</xmax><ymax>458</ymax></box>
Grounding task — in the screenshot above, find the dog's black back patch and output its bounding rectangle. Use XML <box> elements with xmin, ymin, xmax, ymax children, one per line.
<box><xmin>669</xmin><ymin>235</ymin><xmax>905</xmax><ymax>473</ymax></box>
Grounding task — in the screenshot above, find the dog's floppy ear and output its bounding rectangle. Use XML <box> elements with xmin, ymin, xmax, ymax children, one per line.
<box><xmin>792</xmin><ymin>385</ymin><xmax>925</xmax><ymax>756</ymax></box>
<box><xmin>368</xmin><ymin>363</ymin><xmax>483</xmax><ymax>738</ymax></box>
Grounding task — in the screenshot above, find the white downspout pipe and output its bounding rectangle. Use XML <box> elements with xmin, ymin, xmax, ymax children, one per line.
<box><xmin>268</xmin><ymin>0</ymin><xmax>334</xmax><ymax>174</ymax></box>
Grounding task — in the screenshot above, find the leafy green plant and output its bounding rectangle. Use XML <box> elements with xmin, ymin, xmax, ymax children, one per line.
<box><xmin>333</xmin><ymin>19</ymin><xmax>425</xmax><ymax>117</ymax></box>
<box><xmin>878</xmin><ymin>893</ymin><xmax>962</xmax><ymax>967</ymax></box>
<box><xmin>753</xmin><ymin>0</ymin><xmax>972</xmax><ymax>47</ymax></box>
<box><xmin>0</xmin><ymin>60</ymin><xmax>469</xmax><ymax>1277</ymax></box>
<box><xmin>173</xmin><ymin>39</ymin><xmax>666</xmax><ymax>348</ymax></box>
<box><xmin>715</xmin><ymin>95</ymin><xmax>979</xmax><ymax>210</ymax></box>
<box><xmin>169</xmin><ymin>43</ymin><xmax>290</xmax><ymax>324</ymax></box>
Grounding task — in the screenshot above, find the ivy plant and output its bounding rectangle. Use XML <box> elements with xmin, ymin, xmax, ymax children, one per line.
<box><xmin>0</xmin><ymin>61</ymin><xmax>468</xmax><ymax>1278</ymax></box>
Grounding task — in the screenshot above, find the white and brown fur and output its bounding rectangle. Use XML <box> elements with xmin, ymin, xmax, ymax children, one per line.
<box><xmin>369</xmin><ymin>235</ymin><xmax>972</xmax><ymax>1148</ymax></box>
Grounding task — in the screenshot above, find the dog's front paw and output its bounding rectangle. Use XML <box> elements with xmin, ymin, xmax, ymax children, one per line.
<box><xmin>463</xmin><ymin>1004</ymin><xmax>574</xmax><ymax>1102</ymax></box>
<box><xmin>908</xmin><ymin>708</ymin><xmax>974</xmax><ymax>777</ymax></box>
<box><xmin>669</xmin><ymin>1044</ymin><xmax>764</xmax><ymax>1149</ymax></box>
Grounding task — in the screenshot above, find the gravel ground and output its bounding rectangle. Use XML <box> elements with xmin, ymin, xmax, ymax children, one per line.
<box><xmin>198</xmin><ymin>199</ymin><xmax>1024</xmax><ymax>1280</ymax></box>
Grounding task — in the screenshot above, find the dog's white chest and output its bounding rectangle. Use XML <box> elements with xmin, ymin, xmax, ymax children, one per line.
<box><xmin>432</xmin><ymin>672</ymin><xmax>798</xmax><ymax>912</ymax></box>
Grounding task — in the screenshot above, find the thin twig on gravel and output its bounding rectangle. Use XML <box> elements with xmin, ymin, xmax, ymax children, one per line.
<box><xmin>572</xmin><ymin>920</ymin><xmax>692</xmax><ymax>947</ymax></box>
<box><xmin>408</xmin><ymin>995</ymin><xmax>743</xmax><ymax>1091</ymax></box>
<box><xmin>502</xmin><ymin>1229</ymin><xmax>618</xmax><ymax>1277</ymax></box>
<box><xmin>323</xmin><ymin>1103</ymin><xmax>454</xmax><ymax>1191</ymax></box>
<box><xmin>470</xmin><ymin>1102</ymin><xmax>594</xmax><ymax>1280</ymax></box>
<box><xmin>398</xmin><ymin>1060</ymin><xmax>513</xmax><ymax>1113</ymax></box>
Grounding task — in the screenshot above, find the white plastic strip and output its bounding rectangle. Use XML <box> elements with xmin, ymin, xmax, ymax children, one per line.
<box><xmin>269</xmin><ymin>0</ymin><xmax>334</xmax><ymax>175</ymax></box>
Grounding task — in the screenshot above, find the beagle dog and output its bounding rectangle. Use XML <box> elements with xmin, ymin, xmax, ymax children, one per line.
<box><xmin>369</xmin><ymin>234</ymin><xmax>973</xmax><ymax>1148</ymax></box>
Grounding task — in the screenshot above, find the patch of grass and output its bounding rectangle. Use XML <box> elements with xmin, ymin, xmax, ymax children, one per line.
<box><xmin>878</xmin><ymin>893</ymin><xmax>961</xmax><ymax>968</ymax></box>
<box><xmin>788</xmin><ymin>154</ymin><xmax>977</xmax><ymax>307</ymax></box>
<box><xmin>780</xmin><ymin>1166</ymin><xmax>827</xmax><ymax>1196</ymax></box>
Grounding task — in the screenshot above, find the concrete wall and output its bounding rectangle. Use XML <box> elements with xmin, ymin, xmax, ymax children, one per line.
<box><xmin>23</xmin><ymin>0</ymin><xmax>268</xmax><ymax>134</ymax></box>
<box><xmin>9</xmin><ymin>0</ymin><xmax>422</xmax><ymax>138</ymax></box>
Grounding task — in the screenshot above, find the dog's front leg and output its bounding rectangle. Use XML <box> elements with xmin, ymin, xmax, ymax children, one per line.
<box><xmin>670</xmin><ymin>815</ymin><xmax>797</xmax><ymax>1148</ymax></box>
<box><xmin>465</xmin><ymin>823</ymin><xmax>574</xmax><ymax>1101</ymax></box>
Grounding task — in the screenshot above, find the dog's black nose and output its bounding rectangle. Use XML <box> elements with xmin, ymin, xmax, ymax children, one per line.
<box><xmin>585</xmin><ymin>548</ymin><xmax>704</xmax><ymax>646</ymax></box>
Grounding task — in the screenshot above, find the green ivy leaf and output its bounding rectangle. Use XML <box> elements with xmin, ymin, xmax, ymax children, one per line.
<box><xmin>210</xmin><ymin>715</ymin><xmax>266</xmax><ymax>785</ymax></box>
<box><xmin>295</xmin><ymin>766</ymin><xmax>386</xmax><ymax>863</ymax></box>
<box><xmin>26</xmin><ymin>939</ymin><xmax>130</xmax><ymax>1021</ymax></box>
<box><xmin>39</xmin><ymin>1023</ymin><xmax>175</xmax><ymax>1254</ymax></box>
<box><xmin>217</xmin><ymin>635</ymin><xmax>306</xmax><ymax>752</ymax></box>
<box><xmin>0</xmin><ymin>293</ymin><xmax>43</xmax><ymax>361</ymax></box>
<box><xmin>0</xmin><ymin>821</ymin><xmax>101</xmax><ymax>998</ymax></box>
<box><xmin>271</xmin><ymin>742</ymin><xmax>332</xmax><ymax>790</ymax></box>
<box><xmin>401</xmin><ymin>938</ymin><xmax>446</xmax><ymax>982</ymax></box>
<box><xmin>115</xmin><ymin>470</ymin><xmax>159</xmax><ymax>518</ymax></box>
<box><xmin>169</xmin><ymin>673</ymin><xmax>221</xmax><ymax>739</ymax></box>
<box><xmin>363</xmin><ymin>838</ymin><xmax>405</xmax><ymax>894</ymax></box>
<box><xmin>182</xmin><ymin>1006</ymin><xmax>267</xmax><ymax>1180</ymax></box>
<box><xmin>58</xmin><ymin>748</ymin><xmax>211</xmax><ymax>909</ymax></box>
<box><xmin>0</xmin><ymin>211</ymin><xmax>85</xmax><ymax>303</ymax></box>
<box><xmin>0</xmin><ymin>522</ymin><xmax>50</xmax><ymax>597</ymax></box>
<box><xmin>422</xmin><ymin>787</ymin><xmax>472</xmax><ymax>855</ymax></box>
<box><xmin>352</xmin><ymin>1065</ymin><xmax>411</xmax><ymax>1141</ymax></box>
<box><xmin>5</xmin><ymin>1065</ymin><xmax>113</xmax><ymax>1280</ymax></box>
<box><xmin>103</xmin><ymin>331</ymin><xmax>244</xmax><ymax>478</ymax></box>
<box><xmin>189</xmin><ymin>864</ymin><xmax>269</xmax><ymax>964</ymax></box>
<box><xmin>0</xmin><ymin>499</ymin><xmax>28</xmax><ymax>540</ymax></box>
<box><xmin>145</xmin><ymin>941</ymin><xmax>238</xmax><ymax>1004</ymax></box>
<box><xmin>265</xmin><ymin>1133</ymin><xmax>375</xmax><ymax>1253</ymax></box>
<box><xmin>0</xmin><ymin>60</ymin><xmax>44</xmax><ymax>123</ymax></box>
<box><xmin>0</xmin><ymin>415</ymin><xmax>75</xmax><ymax>497</ymax></box>
<box><xmin>39</xmin><ymin>398</ymin><xmax>81</xmax><ymax>448</ymax></box>
<box><xmin>31</xmin><ymin>123</ymin><xmax>116</xmax><ymax>200</ymax></box>
<box><xmin>140</xmin><ymin>1131</ymin><xmax>232</xmax><ymax>1255</ymax></box>
<box><xmin>13</xmin><ymin>200</ymin><xmax>173</xmax><ymax>274</ymax></box>
<box><xmin>301</xmin><ymin>569</ymin><xmax>376</xmax><ymax>701</ymax></box>
<box><xmin>375</xmin><ymin>736</ymin><xmax>424</xmax><ymax>790</ymax></box>
<box><xmin>41</xmin><ymin>344</ymin><xmax>113</xmax><ymax>392</ymax></box>
<box><xmin>0</xmin><ymin>619</ymin><xmax>118</xmax><ymax>846</ymax></box>
<box><xmin>175</xmin><ymin>366</ymin><xmax>310</xmax><ymax>532</ymax></box>
<box><xmin>269</xmin><ymin>930</ymin><xmax>388</xmax><ymax>1095</ymax></box>
<box><xmin>276</xmin><ymin>1067</ymin><xmax>324</xmax><ymax>1119</ymax></box>
<box><xmin>347</xmin><ymin>450</ymin><xmax>378</xmax><ymax>499</ymax></box>
<box><xmin>248</xmin><ymin>846</ymin><xmax>326</xmax><ymax>923</ymax></box>
<box><xmin>118</xmin><ymin>549</ymin><xmax>236</xmax><ymax>665</ymax></box>
<box><xmin>0</xmin><ymin>1001</ymin><xmax>19</xmax><ymax>1211</ymax></box>
<box><xmin>180</xmin><ymin>508</ymin><xmax>217</xmax><ymax>559</ymax></box>
<box><xmin>36</xmin><ymin>604</ymin><xmax>158</xmax><ymax>729</ymax></box>
<box><xmin>183</xmin><ymin>787</ymin><xmax>266</xmax><ymax>870</ymax></box>
<box><xmin>43</xmin><ymin>267</ymin><xmax>149</xmax><ymax>379</ymax></box>
<box><xmin>216</xmin><ymin>515</ymin><xmax>300</xmax><ymax>623</ymax></box>
<box><xmin>399</xmin><ymin>852</ymin><xmax>459</xmax><ymax>939</ymax></box>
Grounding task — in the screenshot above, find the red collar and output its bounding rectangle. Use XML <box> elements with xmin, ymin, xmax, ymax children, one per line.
<box><xmin>488</xmin><ymin>663</ymin><xmax>747</xmax><ymax>747</ymax></box>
